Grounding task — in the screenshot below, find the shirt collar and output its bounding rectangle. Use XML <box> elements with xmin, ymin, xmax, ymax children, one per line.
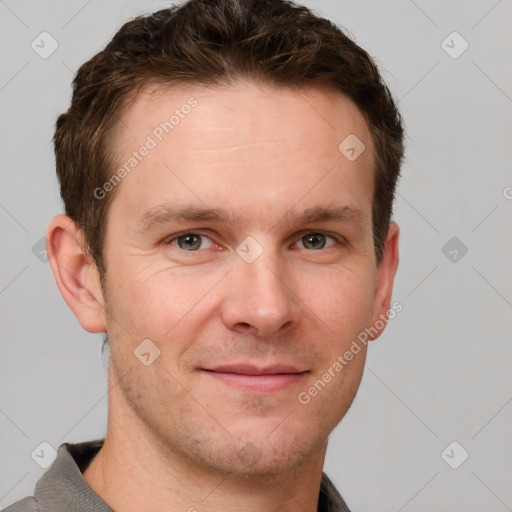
<box><xmin>34</xmin><ymin>440</ymin><xmax>112</xmax><ymax>512</ymax></box>
<box><xmin>34</xmin><ymin>440</ymin><xmax>350</xmax><ymax>512</ymax></box>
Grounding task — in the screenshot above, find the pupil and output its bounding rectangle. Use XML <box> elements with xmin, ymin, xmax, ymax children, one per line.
<box><xmin>304</xmin><ymin>233</ymin><xmax>325</xmax><ymax>249</ymax></box>
<box><xmin>179</xmin><ymin>235</ymin><xmax>201</xmax><ymax>250</ymax></box>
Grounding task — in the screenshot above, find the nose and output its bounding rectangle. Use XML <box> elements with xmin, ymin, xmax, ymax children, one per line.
<box><xmin>220</xmin><ymin>248</ymin><xmax>301</xmax><ymax>337</ymax></box>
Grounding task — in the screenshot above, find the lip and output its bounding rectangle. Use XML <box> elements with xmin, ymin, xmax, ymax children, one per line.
<box><xmin>201</xmin><ymin>364</ymin><xmax>309</xmax><ymax>394</ymax></box>
<box><xmin>207</xmin><ymin>364</ymin><xmax>304</xmax><ymax>375</ymax></box>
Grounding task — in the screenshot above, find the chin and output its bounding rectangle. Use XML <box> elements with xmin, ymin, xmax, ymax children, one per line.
<box><xmin>180</xmin><ymin>425</ymin><xmax>324</xmax><ymax>480</ymax></box>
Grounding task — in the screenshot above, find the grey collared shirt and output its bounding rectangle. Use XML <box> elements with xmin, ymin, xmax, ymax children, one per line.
<box><xmin>3</xmin><ymin>440</ymin><xmax>351</xmax><ymax>512</ymax></box>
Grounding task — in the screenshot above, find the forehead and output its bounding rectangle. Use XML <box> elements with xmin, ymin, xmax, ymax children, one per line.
<box><xmin>108</xmin><ymin>81</ymin><xmax>375</xmax><ymax>227</ymax></box>
<box><xmin>114</xmin><ymin>81</ymin><xmax>373</xmax><ymax>153</ymax></box>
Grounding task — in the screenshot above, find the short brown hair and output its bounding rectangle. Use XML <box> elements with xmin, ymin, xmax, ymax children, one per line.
<box><xmin>54</xmin><ymin>0</ymin><xmax>404</xmax><ymax>275</ymax></box>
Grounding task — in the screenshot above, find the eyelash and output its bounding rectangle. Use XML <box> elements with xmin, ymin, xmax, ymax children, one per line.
<box><xmin>165</xmin><ymin>231</ymin><xmax>344</xmax><ymax>251</ymax></box>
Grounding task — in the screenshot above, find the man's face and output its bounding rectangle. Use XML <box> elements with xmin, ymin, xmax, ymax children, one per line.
<box><xmin>100</xmin><ymin>82</ymin><xmax>388</xmax><ymax>476</ymax></box>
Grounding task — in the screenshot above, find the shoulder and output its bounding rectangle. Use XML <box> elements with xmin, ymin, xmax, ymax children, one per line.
<box><xmin>2</xmin><ymin>496</ymin><xmax>40</xmax><ymax>512</ymax></box>
<box><xmin>320</xmin><ymin>472</ymin><xmax>352</xmax><ymax>512</ymax></box>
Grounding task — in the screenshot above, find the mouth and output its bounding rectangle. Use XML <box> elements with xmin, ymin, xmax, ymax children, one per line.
<box><xmin>201</xmin><ymin>364</ymin><xmax>309</xmax><ymax>394</ymax></box>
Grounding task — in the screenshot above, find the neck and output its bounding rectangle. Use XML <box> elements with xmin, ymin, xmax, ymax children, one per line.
<box><xmin>83</xmin><ymin>376</ymin><xmax>328</xmax><ymax>512</ymax></box>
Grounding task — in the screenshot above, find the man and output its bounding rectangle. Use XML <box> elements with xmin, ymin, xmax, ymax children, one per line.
<box><xmin>5</xmin><ymin>0</ymin><xmax>404</xmax><ymax>510</ymax></box>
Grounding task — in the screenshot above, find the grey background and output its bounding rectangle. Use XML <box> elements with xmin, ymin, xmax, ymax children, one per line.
<box><xmin>1</xmin><ymin>1</ymin><xmax>511</xmax><ymax>510</ymax></box>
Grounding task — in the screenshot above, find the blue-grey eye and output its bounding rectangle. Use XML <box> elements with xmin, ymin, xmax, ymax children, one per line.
<box><xmin>176</xmin><ymin>234</ymin><xmax>202</xmax><ymax>250</ymax></box>
<box><xmin>169</xmin><ymin>233</ymin><xmax>215</xmax><ymax>251</ymax></box>
<box><xmin>301</xmin><ymin>233</ymin><xmax>327</xmax><ymax>250</ymax></box>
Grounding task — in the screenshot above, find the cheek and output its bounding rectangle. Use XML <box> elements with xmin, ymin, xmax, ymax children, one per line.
<box><xmin>103</xmin><ymin>261</ymin><xmax>222</xmax><ymax>346</ymax></box>
<box><xmin>298</xmin><ymin>266</ymin><xmax>376</xmax><ymax>340</ymax></box>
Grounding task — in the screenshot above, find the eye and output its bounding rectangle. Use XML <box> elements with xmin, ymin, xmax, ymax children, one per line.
<box><xmin>170</xmin><ymin>233</ymin><xmax>215</xmax><ymax>251</ymax></box>
<box><xmin>295</xmin><ymin>232</ymin><xmax>338</xmax><ymax>250</ymax></box>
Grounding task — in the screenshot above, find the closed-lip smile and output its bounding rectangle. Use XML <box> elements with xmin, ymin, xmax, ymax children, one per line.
<box><xmin>201</xmin><ymin>364</ymin><xmax>309</xmax><ymax>393</ymax></box>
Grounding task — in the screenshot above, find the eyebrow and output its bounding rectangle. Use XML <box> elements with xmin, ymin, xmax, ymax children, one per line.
<box><xmin>136</xmin><ymin>205</ymin><xmax>236</xmax><ymax>232</ymax></box>
<box><xmin>280</xmin><ymin>205</ymin><xmax>365</xmax><ymax>227</ymax></box>
<box><xmin>135</xmin><ymin>204</ymin><xmax>365</xmax><ymax>233</ymax></box>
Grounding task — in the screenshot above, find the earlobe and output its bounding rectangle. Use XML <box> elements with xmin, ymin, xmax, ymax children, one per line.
<box><xmin>369</xmin><ymin>222</ymin><xmax>400</xmax><ymax>341</ymax></box>
<box><xmin>46</xmin><ymin>215</ymin><xmax>107</xmax><ymax>333</ymax></box>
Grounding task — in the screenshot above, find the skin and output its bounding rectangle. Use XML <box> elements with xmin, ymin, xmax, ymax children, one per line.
<box><xmin>47</xmin><ymin>81</ymin><xmax>399</xmax><ymax>512</ymax></box>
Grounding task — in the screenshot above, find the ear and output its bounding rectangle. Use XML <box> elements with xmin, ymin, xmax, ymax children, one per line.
<box><xmin>369</xmin><ymin>222</ymin><xmax>400</xmax><ymax>341</ymax></box>
<box><xmin>46</xmin><ymin>215</ymin><xmax>107</xmax><ymax>333</ymax></box>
